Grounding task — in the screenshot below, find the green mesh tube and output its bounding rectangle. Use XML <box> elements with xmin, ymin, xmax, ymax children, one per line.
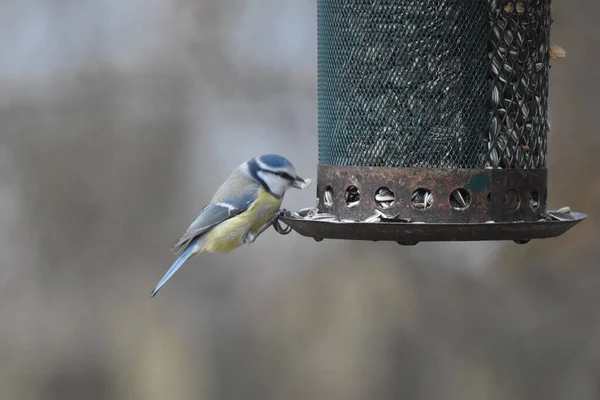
<box><xmin>317</xmin><ymin>0</ymin><xmax>551</xmax><ymax>169</ymax></box>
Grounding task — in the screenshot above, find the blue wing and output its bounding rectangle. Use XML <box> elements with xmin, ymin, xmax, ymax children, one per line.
<box><xmin>172</xmin><ymin>188</ymin><xmax>258</xmax><ymax>254</ymax></box>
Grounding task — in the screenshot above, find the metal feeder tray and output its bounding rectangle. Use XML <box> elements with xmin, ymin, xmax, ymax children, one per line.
<box><xmin>280</xmin><ymin>166</ymin><xmax>587</xmax><ymax>244</ymax></box>
<box><xmin>281</xmin><ymin>211</ymin><xmax>587</xmax><ymax>245</ymax></box>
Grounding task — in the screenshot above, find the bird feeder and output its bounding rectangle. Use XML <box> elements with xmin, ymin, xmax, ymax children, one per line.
<box><xmin>282</xmin><ymin>0</ymin><xmax>586</xmax><ymax>244</ymax></box>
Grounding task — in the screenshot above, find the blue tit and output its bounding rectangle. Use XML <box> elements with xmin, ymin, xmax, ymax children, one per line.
<box><xmin>150</xmin><ymin>154</ymin><xmax>311</xmax><ymax>297</ymax></box>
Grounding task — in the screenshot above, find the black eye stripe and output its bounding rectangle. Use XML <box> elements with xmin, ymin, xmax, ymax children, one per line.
<box><xmin>268</xmin><ymin>170</ymin><xmax>294</xmax><ymax>181</ymax></box>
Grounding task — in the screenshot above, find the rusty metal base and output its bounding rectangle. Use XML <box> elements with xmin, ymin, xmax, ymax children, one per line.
<box><xmin>317</xmin><ymin>165</ymin><xmax>548</xmax><ymax>223</ymax></box>
<box><xmin>281</xmin><ymin>211</ymin><xmax>587</xmax><ymax>245</ymax></box>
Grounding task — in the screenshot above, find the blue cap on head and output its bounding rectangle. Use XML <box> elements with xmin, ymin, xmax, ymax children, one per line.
<box><xmin>257</xmin><ymin>154</ymin><xmax>294</xmax><ymax>169</ymax></box>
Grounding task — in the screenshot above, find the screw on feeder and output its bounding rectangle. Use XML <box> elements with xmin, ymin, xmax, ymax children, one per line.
<box><xmin>514</xmin><ymin>239</ymin><xmax>530</xmax><ymax>245</ymax></box>
<box><xmin>397</xmin><ymin>241</ymin><xmax>419</xmax><ymax>246</ymax></box>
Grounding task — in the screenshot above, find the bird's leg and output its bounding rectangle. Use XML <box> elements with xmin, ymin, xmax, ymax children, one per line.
<box><xmin>243</xmin><ymin>210</ymin><xmax>286</xmax><ymax>244</ymax></box>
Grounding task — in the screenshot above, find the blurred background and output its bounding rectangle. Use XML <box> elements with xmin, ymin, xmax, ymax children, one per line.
<box><xmin>0</xmin><ymin>0</ymin><xmax>598</xmax><ymax>399</ymax></box>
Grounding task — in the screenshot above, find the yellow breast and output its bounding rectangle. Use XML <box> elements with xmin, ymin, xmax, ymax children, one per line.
<box><xmin>201</xmin><ymin>187</ymin><xmax>282</xmax><ymax>253</ymax></box>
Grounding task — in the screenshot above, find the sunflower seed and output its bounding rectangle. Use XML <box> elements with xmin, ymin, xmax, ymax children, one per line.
<box><xmin>345</xmin><ymin>186</ymin><xmax>360</xmax><ymax>207</ymax></box>
<box><xmin>452</xmin><ymin>190</ymin><xmax>467</xmax><ymax>208</ymax></box>
<box><xmin>490</xmin><ymin>147</ymin><xmax>500</xmax><ymax>166</ymax></box>
<box><xmin>364</xmin><ymin>213</ymin><xmax>382</xmax><ymax>223</ymax></box>
<box><xmin>497</xmin><ymin>15</ymin><xmax>508</xmax><ymax>30</ymax></box>
<box><xmin>378</xmin><ymin>210</ymin><xmax>411</xmax><ymax>223</ymax></box>
<box><xmin>411</xmin><ymin>189</ymin><xmax>433</xmax><ymax>210</ymax></box>
<box><xmin>497</xmin><ymin>133</ymin><xmax>508</xmax><ymax>149</ymax></box>
<box><xmin>544</xmin><ymin>211</ymin><xmax>574</xmax><ymax>222</ymax></box>
<box><xmin>521</xmin><ymin>103</ymin><xmax>529</xmax><ymax>120</ymax></box>
<box><xmin>375</xmin><ymin>187</ymin><xmax>395</xmax><ymax>209</ymax></box>
<box><xmin>492</xmin><ymin>85</ymin><xmax>500</xmax><ymax>106</ymax></box>
<box><xmin>529</xmin><ymin>195</ymin><xmax>539</xmax><ymax>210</ymax></box>
<box><xmin>550</xmin><ymin>44</ymin><xmax>566</xmax><ymax>60</ymax></box>
<box><xmin>516</xmin><ymin>31</ymin><xmax>524</xmax><ymax>47</ymax></box>
<box><xmin>489</xmin><ymin>116</ymin><xmax>500</xmax><ymax>137</ymax></box>
<box><xmin>287</xmin><ymin>211</ymin><xmax>301</xmax><ymax>218</ymax></box>
<box><xmin>493</xmin><ymin>26</ymin><xmax>502</xmax><ymax>41</ymax></box>
<box><xmin>299</xmin><ymin>207</ymin><xmax>318</xmax><ymax>217</ymax></box>
<box><xmin>491</xmin><ymin>56</ymin><xmax>501</xmax><ymax>75</ymax></box>
<box><xmin>346</xmin><ymin>201</ymin><xmax>360</xmax><ymax>208</ymax></box>
<box><xmin>515</xmin><ymin>147</ymin><xmax>524</xmax><ymax>165</ymax></box>
<box><xmin>376</xmin><ymin>194</ymin><xmax>395</xmax><ymax>202</ymax></box>
<box><xmin>311</xmin><ymin>213</ymin><xmax>337</xmax><ymax>221</ymax></box>
<box><xmin>324</xmin><ymin>189</ymin><xmax>333</xmax><ymax>207</ymax></box>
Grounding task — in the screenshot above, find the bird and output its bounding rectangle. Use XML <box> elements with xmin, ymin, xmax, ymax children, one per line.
<box><xmin>150</xmin><ymin>154</ymin><xmax>311</xmax><ymax>298</ymax></box>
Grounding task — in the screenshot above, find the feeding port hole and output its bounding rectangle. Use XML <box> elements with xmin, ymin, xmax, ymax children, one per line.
<box><xmin>345</xmin><ymin>186</ymin><xmax>360</xmax><ymax>208</ymax></box>
<box><xmin>375</xmin><ymin>187</ymin><xmax>395</xmax><ymax>209</ymax></box>
<box><xmin>450</xmin><ymin>188</ymin><xmax>472</xmax><ymax>210</ymax></box>
<box><xmin>411</xmin><ymin>189</ymin><xmax>433</xmax><ymax>210</ymax></box>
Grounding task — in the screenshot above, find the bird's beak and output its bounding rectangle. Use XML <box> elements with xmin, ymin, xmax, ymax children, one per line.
<box><xmin>292</xmin><ymin>176</ymin><xmax>312</xmax><ymax>190</ymax></box>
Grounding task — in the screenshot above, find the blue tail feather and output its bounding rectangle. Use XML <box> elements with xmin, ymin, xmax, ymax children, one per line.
<box><xmin>150</xmin><ymin>238</ymin><xmax>200</xmax><ymax>298</ymax></box>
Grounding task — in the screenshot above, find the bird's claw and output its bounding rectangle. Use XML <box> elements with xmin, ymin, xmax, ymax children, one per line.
<box><xmin>273</xmin><ymin>219</ymin><xmax>292</xmax><ymax>235</ymax></box>
<box><xmin>271</xmin><ymin>209</ymin><xmax>292</xmax><ymax>235</ymax></box>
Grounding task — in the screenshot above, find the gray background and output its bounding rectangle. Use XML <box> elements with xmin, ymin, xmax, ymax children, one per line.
<box><xmin>0</xmin><ymin>1</ymin><xmax>598</xmax><ymax>399</ymax></box>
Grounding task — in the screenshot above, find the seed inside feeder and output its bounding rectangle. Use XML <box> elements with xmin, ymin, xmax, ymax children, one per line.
<box><xmin>324</xmin><ymin>186</ymin><xmax>334</xmax><ymax>207</ymax></box>
<box><xmin>450</xmin><ymin>188</ymin><xmax>472</xmax><ymax>210</ymax></box>
<box><xmin>345</xmin><ymin>185</ymin><xmax>360</xmax><ymax>208</ymax></box>
<box><xmin>504</xmin><ymin>190</ymin><xmax>521</xmax><ymax>211</ymax></box>
<box><xmin>375</xmin><ymin>187</ymin><xmax>395</xmax><ymax>209</ymax></box>
<box><xmin>411</xmin><ymin>188</ymin><xmax>433</xmax><ymax>210</ymax></box>
<box><xmin>529</xmin><ymin>190</ymin><xmax>539</xmax><ymax>211</ymax></box>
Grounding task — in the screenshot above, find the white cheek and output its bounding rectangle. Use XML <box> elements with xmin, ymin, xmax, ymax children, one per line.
<box><xmin>257</xmin><ymin>171</ymin><xmax>289</xmax><ymax>196</ymax></box>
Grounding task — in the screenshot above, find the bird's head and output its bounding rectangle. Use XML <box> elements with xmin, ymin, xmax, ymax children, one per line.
<box><xmin>243</xmin><ymin>154</ymin><xmax>311</xmax><ymax>198</ymax></box>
